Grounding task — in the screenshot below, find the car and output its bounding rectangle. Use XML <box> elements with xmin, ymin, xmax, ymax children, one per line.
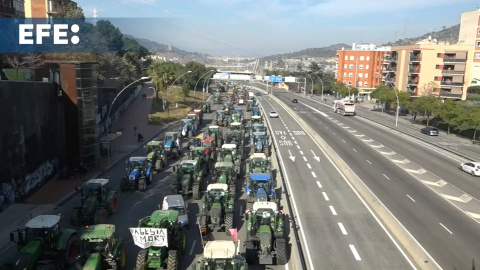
<box><xmin>255</xmin><ymin>93</ymin><xmax>261</xmax><ymax>96</ymax></box>
<box><xmin>458</xmin><ymin>162</ymin><xmax>480</xmax><ymax>176</ymax></box>
<box><xmin>292</xmin><ymin>99</ymin><xmax>298</xmax><ymax>103</ymax></box>
<box><xmin>162</xmin><ymin>194</ymin><xmax>189</xmax><ymax>228</ymax></box>
<box><xmin>238</xmin><ymin>99</ymin><xmax>245</xmax><ymax>105</ymax></box>
<box><xmin>269</xmin><ymin>111</ymin><xmax>278</xmax><ymax>118</ymax></box>
<box><xmin>421</xmin><ymin>127</ymin><xmax>439</xmax><ymax>136</ymax></box>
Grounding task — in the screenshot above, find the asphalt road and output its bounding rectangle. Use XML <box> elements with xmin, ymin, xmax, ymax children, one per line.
<box><xmin>248</xmin><ymin>87</ymin><xmax>414</xmax><ymax>269</ymax></box>
<box><xmin>0</xmin><ymin>89</ymin><xmax>296</xmax><ymax>270</ymax></box>
<box><xmin>258</xmin><ymin>83</ymin><xmax>480</xmax><ymax>270</ymax></box>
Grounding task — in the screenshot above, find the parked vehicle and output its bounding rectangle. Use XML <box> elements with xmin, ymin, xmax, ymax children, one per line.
<box><xmin>421</xmin><ymin>127</ymin><xmax>439</xmax><ymax>136</ymax></box>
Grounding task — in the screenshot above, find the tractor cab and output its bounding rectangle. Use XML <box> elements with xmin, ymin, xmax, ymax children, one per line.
<box><xmin>145</xmin><ymin>140</ymin><xmax>164</xmax><ymax>156</ymax></box>
<box><xmin>224</xmin><ymin>130</ymin><xmax>243</xmax><ymax>147</ymax></box>
<box><xmin>207</xmin><ymin>125</ymin><xmax>224</xmax><ymax>146</ymax></box>
<box><xmin>215</xmin><ymin>110</ymin><xmax>227</xmax><ymax>126</ymax></box>
<box><xmin>246</xmin><ymin>173</ymin><xmax>275</xmax><ymax>207</ymax></box>
<box><xmin>127</xmin><ymin>157</ymin><xmax>149</xmax><ymax>172</ymax></box>
<box><xmin>205</xmin><ymin>183</ymin><xmax>229</xmax><ymax>204</ymax></box>
<box><xmin>178</xmin><ymin>160</ymin><xmax>198</xmax><ymax>175</ymax></box>
<box><xmin>202</xmin><ymin>137</ymin><xmax>216</xmax><ymax>157</ymax></box>
<box><xmin>250</xmin><ymin>115</ymin><xmax>263</xmax><ymax>125</ymax></box>
<box><xmin>80</xmin><ymin>179</ymin><xmax>110</xmax><ymax>203</ymax></box>
<box><xmin>251</xmin><ymin>123</ymin><xmax>266</xmax><ymax>134</ymax></box>
<box><xmin>80</xmin><ymin>224</ymin><xmax>120</xmax><ymax>257</ymax></box>
<box><xmin>234</xmin><ymin>107</ymin><xmax>244</xmax><ymax>117</ymax></box>
<box><xmin>250</xmin><ymin>202</ymin><xmax>280</xmax><ymax>226</ymax></box>
<box><xmin>213</xmin><ymin>162</ymin><xmax>235</xmax><ymax>185</ymax></box>
<box><xmin>219</xmin><ymin>144</ymin><xmax>238</xmax><ymax>163</ymax></box>
<box><xmin>247</xmin><ymin>153</ymin><xmax>271</xmax><ymax>174</ymax></box>
<box><xmin>180</xmin><ymin>118</ymin><xmax>196</xmax><ymax>138</ymax></box>
<box><xmin>194</xmin><ymin>240</ymin><xmax>247</xmax><ymax>269</ymax></box>
<box><xmin>251</xmin><ymin>106</ymin><xmax>260</xmax><ymax>116</ymax></box>
<box><xmin>17</xmin><ymin>215</ymin><xmax>61</xmax><ymax>250</ymax></box>
<box><xmin>164</xmin><ymin>132</ymin><xmax>180</xmax><ymax>158</ymax></box>
<box><xmin>201</xmin><ymin>101</ymin><xmax>211</xmax><ymax>113</ymax></box>
<box><xmin>229</xmin><ymin>122</ymin><xmax>243</xmax><ymax>132</ymax></box>
<box><xmin>173</xmin><ymin>160</ymin><xmax>201</xmax><ymax>197</ymax></box>
<box><xmin>186</xmin><ymin>113</ymin><xmax>199</xmax><ymax>123</ymax></box>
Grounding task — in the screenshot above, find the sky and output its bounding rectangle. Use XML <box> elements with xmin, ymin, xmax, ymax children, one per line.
<box><xmin>75</xmin><ymin>0</ymin><xmax>480</xmax><ymax>57</ymax></box>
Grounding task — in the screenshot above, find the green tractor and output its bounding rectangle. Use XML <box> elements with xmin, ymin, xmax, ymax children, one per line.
<box><xmin>244</xmin><ymin>202</ymin><xmax>288</xmax><ymax>265</ymax></box>
<box><xmin>80</xmin><ymin>224</ymin><xmax>127</xmax><ymax>270</ymax></box>
<box><xmin>205</xmin><ymin>125</ymin><xmax>224</xmax><ymax>147</ymax></box>
<box><xmin>213</xmin><ymin>110</ymin><xmax>228</xmax><ymax>127</ymax></box>
<box><xmin>229</xmin><ymin>122</ymin><xmax>244</xmax><ymax>133</ymax></box>
<box><xmin>246</xmin><ymin>99</ymin><xmax>255</xmax><ymax>111</ymax></box>
<box><xmin>217</xmin><ymin>144</ymin><xmax>241</xmax><ymax>175</ymax></box>
<box><xmin>201</xmin><ymin>101</ymin><xmax>211</xmax><ymax>114</ymax></box>
<box><xmin>245</xmin><ymin>153</ymin><xmax>271</xmax><ymax>180</ymax></box>
<box><xmin>224</xmin><ymin>131</ymin><xmax>245</xmax><ymax>157</ymax></box>
<box><xmin>145</xmin><ymin>140</ymin><xmax>167</xmax><ymax>172</ymax></box>
<box><xmin>192</xmin><ymin>240</ymin><xmax>247</xmax><ymax>270</ymax></box>
<box><xmin>223</xmin><ymin>100</ymin><xmax>234</xmax><ymax>115</ymax></box>
<box><xmin>7</xmin><ymin>215</ymin><xmax>82</xmax><ymax>270</ymax></box>
<box><xmin>212</xmin><ymin>161</ymin><xmax>237</xmax><ymax>196</ymax></box>
<box><xmin>198</xmin><ymin>184</ymin><xmax>234</xmax><ymax>236</ymax></box>
<box><xmin>71</xmin><ymin>179</ymin><xmax>118</xmax><ymax>226</ymax></box>
<box><xmin>172</xmin><ymin>160</ymin><xmax>203</xmax><ymax>200</ymax></box>
<box><xmin>213</xmin><ymin>94</ymin><xmax>222</xmax><ymax>104</ymax></box>
<box><xmin>187</xmin><ymin>146</ymin><xmax>211</xmax><ymax>174</ymax></box>
<box><xmin>133</xmin><ymin>210</ymin><xmax>186</xmax><ymax>270</ymax></box>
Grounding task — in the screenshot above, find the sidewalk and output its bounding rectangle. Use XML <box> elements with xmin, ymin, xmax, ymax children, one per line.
<box><xmin>0</xmin><ymin>86</ymin><xmax>162</xmax><ymax>250</ymax></box>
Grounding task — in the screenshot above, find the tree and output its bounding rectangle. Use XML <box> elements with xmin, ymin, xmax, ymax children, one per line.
<box><xmin>181</xmin><ymin>84</ymin><xmax>190</xmax><ymax>101</ymax></box>
<box><xmin>438</xmin><ymin>99</ymin><xmax>462</xmax><ymax>134</ymax></box>
<box><xmin>393</xmin><ymin>91</ymin><xmax>412</xmax><ymax>110</ymax></box>
<box><xmin>464</xmin><ymin>107</ymin><xmax>480</xmax><ymax>140</ymax></box>
<box><xmin>296</xmin><ymin>62</ymin><xmax>304</xmax><ymax>72</ymax></box>
<box><xmin>184</xmin><ymin>61</ymin><xmax>207</xmax><ymax>88</ymax></box>
<box><xmin>51</xmin><ymin>2</ymin><xmax>85</xmax><ymax>19</ymax></box>
<box><xmin>411</xmin><ymin>96</ymin><xmax>440</xmax><ymax>126</ymax></box>
<box><xmin>97</xmin><ymin>53</ymin><xmax>129</xmax><ymax>80</ymax></box>
<box><xmin>123</xmin><ymin>37</ymin><xmax>149</xmax><ymax>58</ymax></box>
<box><xmin>418</xmin><ymin>81</ymin><xmax>439</xmax><ymax>96</ymax></box>
<box><xmin>309</xmin><ymin>62</ymin><xmax>322</xmax><ymax>74</ymax></box>
<box><xmin>94</xmin><ymin>20</ymin><xmax>124</xmax><ymax>53</ymax></box>
<box><xmin>467</xmin><ymin>86</ymin><xmax>480</xmax><ymax>95</ymax></box>
<box><xmin>370</xmin><ymin>85</ymin><xmax>394</xmax><ymax>112</ymax></box>
<box><xmin>148</xmin><ymin>61</ymin><xmax>179</xmax><ymax>111</ymax></box>
<box><xmin>3</xmin><ymin>53</ymin><xmax>44</xmax><ymax>80</ymax></box>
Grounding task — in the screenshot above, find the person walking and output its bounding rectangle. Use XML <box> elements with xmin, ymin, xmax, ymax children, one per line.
<box><xmin>133</xmin><ymin>125</ymin><xmax>137</xmax><ymax>136</ymax></box>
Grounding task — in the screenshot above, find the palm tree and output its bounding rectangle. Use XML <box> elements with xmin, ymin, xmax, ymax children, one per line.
<box><xmin>148</xmin><ymin>62</ymin><xmax>175</xmax><ymax>111</ymax></box>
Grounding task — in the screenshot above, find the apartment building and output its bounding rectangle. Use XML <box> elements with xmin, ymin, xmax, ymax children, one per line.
<box><xmin>336</xmin><ymin>43</ymin><xmax>391</xmax><ymax>97</ymax></box>
<box><xmin>0</xmin><ymin>0</ymin><xmax>25</xmax><ymax>17</ymax></box>
<box><xmin>458</xmin><ymin>8</ymin><xmax>480</xmax><ymax>86</ymax></box>
<box><xmin>24</xmin><ymin>0</ymin><xmax>74</xmax><ymax>18</ymax></box>
<box><xmin>388</xmin><ymin>42</ymin><xmax>479</xmax><ymax>100</ymax></box>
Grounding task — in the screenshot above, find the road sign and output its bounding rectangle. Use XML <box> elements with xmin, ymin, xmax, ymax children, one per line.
<box><xmin>269</xmin><ymin>75</ymin><xmax>283</xmax><ymax>83</ymax></box>
<box><xmin>222</xmin><ymin>72</ymin><xmax>230</xmax><ymax>75</ymax></box>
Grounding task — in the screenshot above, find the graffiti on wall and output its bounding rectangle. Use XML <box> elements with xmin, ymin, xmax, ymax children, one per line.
<box><xmin>23</xmin><ymin>159</ymin><xmax>57</xmax><ymax>196</ymax></box>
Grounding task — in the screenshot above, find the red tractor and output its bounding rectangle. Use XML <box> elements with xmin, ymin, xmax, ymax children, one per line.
<box><xmin>202</xmin><ymin>137</ymin><xmax>217</xmax><ymax>161</ymax></box>
<box><xmin>189</xmin><ymin>108</ymin><xmax>204</xmax><ymax>125</ymax></box>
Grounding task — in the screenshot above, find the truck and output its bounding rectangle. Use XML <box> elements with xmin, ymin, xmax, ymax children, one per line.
<box><xmin>248</xmin><ymin>92</ymin><xmax>254</xmax><ymax>99</ymax></box>
<box><xmin>333</xmin><ymin>100</ymin><xmax>356</xmax><ymax>116</ymax></box>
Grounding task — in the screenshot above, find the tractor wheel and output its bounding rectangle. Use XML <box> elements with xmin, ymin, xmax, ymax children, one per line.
<box><xmin>155</xmin><ymin>159</ymin><xmax>162</xmax><ymax>172</ymax></box>
<box><xmin>114</xmin><ymin>244</ymin><xmax>127</xmax><ymax>270</ymax></box>
<box><xmin>265</xmin><ymin>146</ymin><xmax>270</xmax><ymax>157</ymax></box>
<box><xmin>229</xmin><ymin>184</ymin><xmax>236</xmax><ymax>198</ymax></box>
<box><xmin>70</xmin><ymin>208</ymin><xmax>80</xmax><ymax>226</ymax></box>
<box><xmin>120</xmin><ymin>177</ymin><xmax>128</xmax><ymax>192</ymax></box>
<box><xmin>225</xmin><ymin>214</ymin><xmax>233</xmax><ymax>235</ymax></box>
<box><xmin>200</xmin><ymin>215</ymin><xmax>208</xmax><ymax>235</ymax></box>
<box><xmin>192</xmin><ymin>184</ymin><xmax>200</xmax><ymax>200</ymax></box>
<box><xmin>246</xmin><ymin>201</ymin><xmax>253</xmax><ymax>212</ymax></box>
<box><xmin>275</xmin><ymin>238</ymin><xmax>288</xmax><ymax>265</ymax></box>
<box><xmin>135</xmin><ymin>249</ymin><xmax>148</xmax><ymax>270</ymax></box>
<box><xmin>244</xmin><ymin>240</ymin><xmax>256</xmax><ymax>264</ymax></box>
<box><xmin>93</xmin><ymin>208</ymin><xmax>108</xmax><ymax>224</ymax></box>
<box><xmin>108</xmin><ymin>195</ymin><xmax>118</xmax><ymax>215</ymax></box>
<box><xmin>167</xmin><ymin>250</ymin><xmax>178</xmax><ymax>270</ymax></box>
<box><xmin>222</xmin><ymin>119</ymin><xmax>226</xmax><ymax>126</ymax></box>
<box><xmin>62</xmin><ymin>233</ymin><xmax>80</xmax><ymax>266</ymax></box>
<box><xmin>174</xmin><ymin>149</ymin><xmax>179</xmax><ymax>160</ymax></box>
<box><xmin>147</xmin><ymin>172</ymin><xmax>153</xmax><ymax>185</ymax></box>
<box><xmin>139</xmin><ymin>177</ymin><xmax>147</xmax><ymax>192</ymax></box>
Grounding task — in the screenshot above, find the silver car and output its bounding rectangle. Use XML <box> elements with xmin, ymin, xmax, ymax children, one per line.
<box><xmin>162</xmin><ymin>194</ymin><xmax>189</xmax><ymax>229</ymax></box>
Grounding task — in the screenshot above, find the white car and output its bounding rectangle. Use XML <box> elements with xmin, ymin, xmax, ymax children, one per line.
<box><xmin>162</xmin><ymin>195</ymin><xmax>189</xmax><ymax>228</ymax></box>
<box><xmin>269</xmin><ymin>111</ymin><xmax>278</xmax><ymax>118</ymax></box>
<box><xmin>458</xmin><ymin>162</ymin><xmax>480</xmax><ymax>176</ymax></box>
<box><xmin>238</xmin><ymin>99</ymin><xmax>245</xmax><ymax>105</ymax></box>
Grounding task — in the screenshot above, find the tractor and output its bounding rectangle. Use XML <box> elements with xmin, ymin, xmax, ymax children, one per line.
<box><xmin>201</xmin><ymin>101</ymin><xmax>211</xmax><ymax>114</ymax></box>
<box><xmin>172</xmin><ymin>160</ymin><xmax>203</xmax><ymax>200</ymax></box>
<box><xmin>133</xmin><ymin>210</ymin><xmax>186</xmax><ymax>270</ymax></box>
<box><xmin>186</xmin><ymin>113</ymin><xmax>200</xmax><ymax>128</ymax></box>
<box><xmin>187</xmin><ymin>146</ymin><xmax>211</xmax><ymax>174</ymax></box>
<box><xmin>250</xmin><ymin>132</ymin><xmax>270</xmax><ymax>156</ymax></box>
<box><xmin>189</xmin><ymin>108</ymin><xmax>203</xmax><ymax>124</ymax></box>
<box><xmin>217</xmin><ymin>144</ymin><xmax>242</xmax><ymax>174</ymax></box>
<box><xmin>193</xmin><ymin>240</ymin><xmax>248</xmax><ymax>270</ymax></box>
<box><xmin>250</xmin><ymin>115</ymin><xmax>263</xmax><ymax>127</ymax></box>
<box><xmin>205</xmin><ymin>125</ymin><xmax>224</xmax><ymax>147</ymax></box>
<box><xmin>179</xmin><ymin>118</ymin><xmax>196</xmax><ymax>138</ymax></box>
<box><xmin>245</xmin><ymin>153</ymin><xmax>271</xmax><ymax>180</ymax></box>
<box><xmin>164</xmin><ymin>132</ymin><xmax>181</xmax><ymax>159</ymax></box>
<box><xmin>251</xmin><ymin>106</ymin><xmax>260</xmax><ymax>117</ymax></box>
<box><xmin>244</xmin><ymin>202</ymin><xmax>288</xmax><ymax>265</ymax></box>
<box><xmin>120</xmin><ymin>157</ymin><xmax>153</xmax><ymax>192</ymax></box>
<box><xmin>223</xmin><ymin>100</ymin><xmax>234</xmax><ymax>115</ymax></box>
<box><xmin>213</xmin><ymin>161</ymin><xmax>237</xmax><ymax>196</ymax></box>
<box><xmin>7</xmin><ymin>215</ymin><xmax>81</xmax><ymax>270</ymax></box>
<box><xmin>246</xmin><ymin>99</ymin><xmax>255</xmax><ymax>111</ymax></box>
<box><xmin>71</xmin><ymin>179</ymin><xmax>118</xmax><ymax>226</ymax></box>
<box><xmin>213</xmin><ymin>110</ymin><xmax>228</xmax><ymax>126</ymax></box>
<box><xmin>224</xmin><ymin>130</ymin><xmax>245</xmax><ymax>154</ymax></box>
<box><xmin>229</xmin><ymin>122</ymin><xmax>244</xmax><ymax>134</ymax></box>
<box><xmin>249</xmin><ymin>123</ymin><xmax>266</xmax><ymax>138</ymax></box>
<box><xmin>197</xmin><ymin>183</ymin><xmax>234</xmax><ymax>236</ymax></box>
<box><xmin>80</xmin><ymin>224</ymin><xmax>127</xmax><ymax>270</ymax></box>
<box><xmin>201</xmin><ymin>137</ymin><xmax>217</xmax><ymax>161</ymax></box>
<box><xmin>245</xmin><ymin>173</ymin><xmax>276</xmax><ymax>211</ymax></box>
<box><xmin>229</xmin><ymin>110</ymin><xmax>244</xmax><ymax>126</ymax></box>
<box><xmin>213</xmin><ymin>94</ymin><xmax>222</xmax><ymax>104</ymax></box>
<box><xmin>145</xmin><ymin>140</ymin><xmax>167</xmax><ymax>172</ymax></box>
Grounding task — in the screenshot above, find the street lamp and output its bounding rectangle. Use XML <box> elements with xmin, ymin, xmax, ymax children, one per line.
<box><xmin>194</xmin><ymin>70</ymin><xmax>215</xmax><ymax>106</ymax></box>
<box><xmin>375</xmin><ymin>72</ymin><xmax>399</xmax><ymax>128</ymax></box>
<box><xmin>106</xmin><ymin>76</ymin><xmax>150</xmax><ymax>163</ymax></box>
<box><xmin>167</xmin><ymin>70</ymin><xmax>192</xmax><ymax>123</ymax></box>
<box><xmin>203</xmin><ymin>70</ymin><xmax>216</xmax><ymax>100</ymax></box>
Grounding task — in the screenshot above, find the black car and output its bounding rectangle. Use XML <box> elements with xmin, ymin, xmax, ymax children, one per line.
<box><xmin>292</xmin><ymin>99</ymin><xmax>298</xmax><ymax>103</ymax></box>
<box><xmin>255</xmin><ymin>93</ymin><xmax>261</xmax><ymax>96</ymax></box>
<box><xmin>421</xmin><ymin>127</ymin><xmax>439</xmax><ymax>136</ymax></box>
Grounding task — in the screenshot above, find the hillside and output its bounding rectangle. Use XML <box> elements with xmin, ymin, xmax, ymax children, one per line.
<box><xmin>124</xmin><ymin>34</ymin><xmax>210</xmax><ymax>58</ymax></box>
<box><xmin>262</xmin><ymin>43</ymin><xmax>349</xmax><ymax>61</ymax></box>
<box><xmin>382</xmin><ymin>24</ymin><xmax>459</xmax><ymax>46</ymax></box>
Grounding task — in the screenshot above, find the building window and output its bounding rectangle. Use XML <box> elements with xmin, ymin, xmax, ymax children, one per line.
<box><xmin>365</xmin><ymin>73</ymin><xmax>368</xmax><ymax>78</ymax></box>
<box><xmin>477</xmin><ymin>41</ymin><xmax>480</xmax><ymax>47</ymax></box>
<box><xmin>366</xmin><ymin>56</ymin><xmax>370</xmax><ymax>61</ymax></box>
<box><xmin>359</xmin><ymin>65</ymin><xmax>364</xmax><ymax>69</ymax></box>
<box><xmin>349</xmin><ymin>64</ymin><xmax>354</xmax><ymax>69</ymax></box>
<box><xmin>437</xmin><ymin>53</ymin><xmax>441</xmax><ymax>57</ymax></box>
<box><xmin>343</xmin><ymin>80</ymin><xmax>346</xmax><ymax>84</ymax></box>
<box><xmin>360</xmin><ymin>56</ymin><xmax>365</xmax><ymax>61</ymax></box>
<box><xmin>475</xmin><ymin>53</ymin><xmax>480</xmax><ymax>60</ymax></box>
<box><xmin>366</xmin><ymin>65</ymin><xmax>369</xmax><ymax>69</ymax></box>
<box><xmin>343</xmin><ymin>72</ymin><xmax>347</xmax><ymax>76</ymax></box>
<box><xmin>348</xmin><ymin>81</ymin><xmax>352</xmax><ymax>85</ymax></box>
<box><xmin>345</xmin><ymin>56</ymin><xmax>348</xmax><ymax>60</ymax></box>
<box><xmin>350</xmin><ymin>56</ymin><xmax>354</xmax><ymax>60</ymax></box>
<box><xmin>364</xmin><ymin>82</ymin><xmax>368</xmax><ymax>86</ymax></box>
<box><xmin>348</xmin><ymin>73</ymin><xmax>353</xmax><ymax>77</ymax></box>
<box><xmin>435</xmin><ymin>64</ymin><xmax>440</xmax><ymax>69</ymax></box>
<box><xmin>344</xmin><ymin>64</ymin><xmax>347</xmax><ymax>68</ymax></box>
<box><xmin>358</xmin><ymin>73</ymin><xmax>363</xmax><ymax>78</ymax></box>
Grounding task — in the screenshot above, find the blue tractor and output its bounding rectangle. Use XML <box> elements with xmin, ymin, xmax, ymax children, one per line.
<box><xmin>250</xmin><ymin>131</ymin><xmax>270</xmax><ymax>156</ymax></box>
<box><xmin>251</xmin><ymin>106</ymin><xmax>260</xmax><ymax>116</ymax></box>
<box><xmin>180</xmin><ymin>118</ymin><xmax>196</xmax><ymax>138</ymax></box>
<box><xmin>245</xmin><ymin>173</ymin><xmax>276</xmax><ymax>211</ymax></box>
<box><xmin>120</xmin><ymin>156</ymin><xmax>153</xmax><ymax>192</ymax></box>
<box><xmin>164</xmin><ymin>132</ymin><xmax>181</xmax><ymax>159</ymax></box>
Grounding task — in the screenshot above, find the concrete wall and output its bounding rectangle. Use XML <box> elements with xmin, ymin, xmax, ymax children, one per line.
<box><xmin>0</xmin><ymin>81</ymin><xmax>66</xmax><ymax>207</ymax></box>
<box><xmin>459</xmin><ymin>9</ymin><xmax>479</xmax><ymax>46</ymax></box>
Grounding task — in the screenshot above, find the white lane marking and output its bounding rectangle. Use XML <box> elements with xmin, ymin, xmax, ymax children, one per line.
<box><xmin>353</xmin><ymin>148</ymin><xmax>357</xmax><ymax>152</ymax></box>
<box><xmin>407</xmin><ymin>195</ymin><xmax>416</xmax><ymax>202</ymax></box>
<box><xmin>300</xmin><ymin>151</ymin><xmax>304</xmax><ymax>155</ymax></box>
<box><xmin>329</xmin><ymin>205</ymin><xmax>337</xmax><ymax>215</ymax></box>
<box><xmin>292</xmin><ymin>137</ymin><xmax>296</xmax><ymax>140</ymax></box>
<box><xmin>316</xmin><ymin>181</ymin><xmax>322</xmax><ymax>188</ymax></box>
<box><xmin>326</xmin><ymin>126</ymin><xmax>329</xmax><ymax>129</ymax></box>
<box><xmin>338</xmin><ymin>223</ymin><xmax>348</xmax><ymax>235</ymax></box>
<box><xmin>303</xmin><ymin>156</ymin><xmax>307</xmax><ymax>161</ymax></box>
<box><xmin>342</xmin><ymin>139</ymin><xmax>346</xmax><ymax>143</ymax></box>
<box><xmin>333</xmin><ymin>132</ymin><xmax>336</xmax><ymax>135</ymax></box>
<box><xmin>322</xmin><ymin>192</ymin><xmax>329</xmax><ymax>201</ymax></box>
<box><xmin>278</xmin><ymin>99</ymin><xmax>422</xmax><ymax>269</ymax></box>
<box><xmin>189</xmin><ymin>240</ymin><xmax>197</xmax><ymax>255</ymax></box>
<box><xmin>307</xmin><ymin>163</ymin><xmax>312</xmax><ymax>169</ymax></box>
<box><xmin>383</xmin><ymin>174</ymin><xmax>390</xmax><ymax>180</ymax></box>
<box><xmin>312</xmin><ymin>172</ymin><xmax>317</xmax><ymax>178</ymax></box>
<box><xmin>349</xmin><ymin>245</ymin><xmax>362</xmax><ymax>261</ymax></box>
<box><xmin>294</xmin><ymin>141</ymin><xmax>298</xmax><ymax>144</ymax></box>
<box><xmin>439</xmin><ymin>223</ymin><xmax>453</xmax><ymax>235</ymax></box>
<box><xmin>366</xmin><ymin>160</ymin><xmax>372</xmax><ymax>164</ymax></box>
<box><xmin>297</xmin><ymin>145</ymin><xmax>300</xmax><ymax>149</ymax></box>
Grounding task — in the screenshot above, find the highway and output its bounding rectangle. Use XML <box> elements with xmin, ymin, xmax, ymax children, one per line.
<box><xmin>254</xmin><ymin>82</ymin><xmax>480</xmax><ymax>270</ymax></box>
<box><xmin>251</xmin><ymin>87</ymin><xmax>414</xmax><ymax>269</ymax></box>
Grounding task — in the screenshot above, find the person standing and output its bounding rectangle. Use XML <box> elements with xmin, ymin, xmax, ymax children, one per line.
<box><xmin>134</xmin><ymin>125</ymin><xmax>137</xmax><ymax>136</ymax></box>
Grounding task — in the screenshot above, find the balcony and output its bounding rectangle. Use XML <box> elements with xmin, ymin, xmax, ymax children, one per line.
<box><xmin>408</xmin><ymin>80</ymin><xmax>419</xmax><ymax>85</ymax></box>
<box><xmin>443</xmin><ymin>57</ymin><xmax>467</xmax><ymax>63</ymax></box>
<box><xmin>441</xmin><ymin>69</ymin><xmax>465</xmax><ymax>75</ymax></box>
<box><xmin>47</xmin><ymin>7</ymin><xmax>62</xmax><ymax>14</ymax></box>
<box><xmin>409</xmin><ymin>67</ymin><xmax>421</xmax><ymax>73</ymax></box>
<box><xmin>385</xmin><ymin>67</ymin><xmax>396</xmax><ymax>72</ymax></box>
<box><xmin>410</xmin><ymin>55</ymin><xmax>421</xmax><ymax>62</ymax></box>
<box><xmin>440</xmin><ymin>81</ymin><xmax>463</xmax><ymax>86</ymax></box>
<box><xmin>438</xmin><ymin>91</ymin><xmax>462</xmax><ymax>98</ymax></box>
